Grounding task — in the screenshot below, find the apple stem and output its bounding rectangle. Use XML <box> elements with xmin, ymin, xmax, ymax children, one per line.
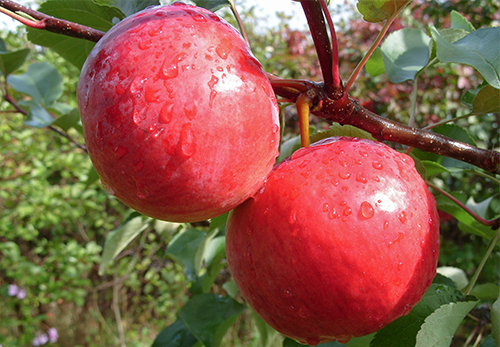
<box><xmin>462</xmin><ymin>227</ymin><xmax>500</xmax><ymax>296</ymax></box>
<box><xmin>344</xmin><ymin>2</ymin><xmax>410</xmax><ymax>93</ymax></box>
<box><xmin>296</xmin><ymin>92</ymin><xmax>315</xmax><ymax>147</ymax></box>
<box><xmin>426</xmin><ymin>181</ymin><xmax>500</xmax><ymax>229</ymax></box>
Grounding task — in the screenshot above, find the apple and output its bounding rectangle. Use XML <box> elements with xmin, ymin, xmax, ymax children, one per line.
<box><xmin>226</xmin><ymin>137</ymin><xmax>440</xmax><ymax>345</ymax></box>
<box><xmin>77</xmin><ymin>3</ymin><xmax>280</xmax><ymax>222</ymax></box>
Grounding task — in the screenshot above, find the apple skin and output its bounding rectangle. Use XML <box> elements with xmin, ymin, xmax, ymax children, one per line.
<box><xmin>226</xmin><ymin>137</ymin><xmax>440</xmax><ymax>345</ymax></box>
<box><xmin>77</xmin><ymin>3</ymin><xmax>280</xmax><ymax>222</ymax></box>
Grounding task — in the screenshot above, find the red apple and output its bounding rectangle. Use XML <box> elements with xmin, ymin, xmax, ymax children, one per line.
<box><xmin>226</xmin><ymin>137</ymin><xmax>440</xmax><ymax>345</ymax></box>
<box><xmin>77</xmin><ymin>3</ymin><xmax>280</xmax><ymax>222</ymax></box>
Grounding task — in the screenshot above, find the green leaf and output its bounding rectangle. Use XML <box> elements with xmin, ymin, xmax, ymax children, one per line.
<box><xmin>278</xmin><ymin>135</ymin><xmax>301</xmax><ymax>162</ymax></box>
<box><xmin>98</xmin><ymin>214</ymin><xmax>150</xmax><ymax>274</ymax></box>
<box><xmin>20</xmin><ymin>100</ymin><xmax>55</xmax><ymax>128</ymax></box>
<box><xmin>191</xmin><ymin>0</ymin><xmax>231</xmax><ymax>12</ymax></box>
<box><xmin>481</xmin><ymin>336</ymin><xmax>498</xmax><ymax>347</ymax></box>
<box><xmin>493</xmin><ymin>295</ymin><xmax>500</xmax><ymax>346</ymax></box>
<box><xmin>421</xmin><ymin>160</ymin><xmax>449</xmax><ymax>177</ymax></box>
<box><xmin>450</xmin><ymin>10</ymin><xmax>475</xmax><ymax>32</ymax></box>
<box><xmin>472</xmin><ymin>85</ymin><xmax>500</xmax><ymax>114</ymax></box>
<box><xmin>431</xmin><ymin>124</ymin><xmax>476</xmax><ymax>171</ymax></box>
<box><xmin>152</xmin><ymin>319</ymin><xmax>198</xmax><ymax>347</ymax></box>
<box><xmin>430</xmin><ymin>26</ymin><xmax>500</xmax><ymax>89</ymax></box>
<box><xmin>252</xmin><ymin>310</ymin><xmax>281</xmax><ymax>347</ymax></box>
<box><xmin>365</xmin><ymin>47</ymin><xmax>385</xmax><ymax>77</ymax></box>
<box><xmin>0</xmin><ymin>48</ymin><xmax>30</xmax><ymax>76</ymax></box>
<box><xmin>379</xmin><ymin>28</ymin><xmax>432</xmax><ymax>83</ymax></box>
<box><xmin>52</xmin><ymin>108</ymin><xmax>83</xmax><ymax>134</ymax></box>
<box><xmin>470</xmin><ymin>283</ymin><xmax>500</xmax><ymax>301</ymax></box>
<box><xmin>435</xmin><ymin>194</ymin><xmax>500</xmax><ymax>242</ymax></box>
<box><xmin>370</xmin><ymin>282</ymin><xmax>469</xmax><ymax>347</ymax></box>
<box><xmin>436</xmin><ymin>266</ymin><xmax>468</xmax><ymax>290</ymax></box>
<box><xmin>85</xmin><ymin>165</ymin><xmax>100</xmax><ymax>186</ymax></box>
<box><xmin>209</xmin><ymin>212</ymin><xmax>228</xmax><ymax>231</ymax></box>
<box><xmin>7</xmin><ymin>62</ymin><xmax>63</xmax><ymax>107</ymax></box>
<box><xmin>105</xmin><ymin>0</ymin><xmax>160</xmax><ymax>17</ymax></box>
<box><xmin>311</xmin><ymin>122</ymin><xmax>376</xmax><ymax>144</ymax></box>
<box><xmin>166</xmin><ymin>228</ymin><xmax>219</xmax><ymax>281</ymax></box>
<box><xmin>26</xmin><ymin>0</ymin><xmax>125</xmax><ymax>69</ymax></box>
<box><xmin>415</xmin><ymin>300</ymin><xmax>478</xmax><ymax>347</ymax></box>
<box><xmin>178</xmin><ymin>294</ymin><xmax>245</xmax><ymax>347</ymax></box>
<box><xmin>356</xmin><ymin>0</ymin><xmax>410</xmax><ymax>23</ymax></box>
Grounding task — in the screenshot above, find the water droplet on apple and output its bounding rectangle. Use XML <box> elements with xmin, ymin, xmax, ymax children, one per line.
<box><xmin>180</xmin><ymin>125</ymin><xmax>196</xmax><ymax>157</ymax></box>
<box><xmin>209</xmin><ymin>90</ymin><xmax>217</xmax><ymax>107</ymax></box>
<box><xmin>343</xmin><ymin>207</ymin><xmax>352</xmax><ymax>216</ymax></box>
<box><xmin>306</xmin><ymin>337</ymin><xmax>320</xmax><ymax>346</ymax></box>
<box><xmin>288</xmin><ymin>210</ymin><xmax>297</xmax><ymax>224</ymax></box>
<box><xmin>360</xmin><ymin>201</ymin><xmax>374</xmax><ymax>219</ymax></box>
<box><xmin>339</xmin><ymin>159</ymin><xmax>348</xmax><ymax>167</ymax></box>
<box><xmin>159</xmin><ymin>101</ymin><xmax>174</xmax><ymax>124</ymax></box>
<box><xmin>161</xmin><ymin>53</ymin><xmax>188</xmax><ymax>79</ymax></box>
<box><xmin>359</xmin><ymin>150</ymin><xmax>368</xmax><ymax>157</ymax></box>
<box><xmin>398</xmin><ymin>261</ymin><xmax>403</xmax><ymax>270</ymax></box>
<box><xmin>338</xmin><ymin>171</ymin><xmax>351</xmax><ymax>180</ymax></box>
<box><xmin>383</xmin><ymin>221</ymin><xmax>389</xmax><ymax>229</ymax></box>
<box><xmin>133</xmin><ymin>105</ymin><xmax>147</xmax><ymax>125</ymax></box>
<box><xmin>130</xmin><ymin>76</ymin><xmax>146</xmax><ymax>94</ymax></box>
<box><xmin>328</xmin><ymin>207</ymin><xmax>338</xmax><ymax>219</ymax></box>
<box><xmin>322</xmin><ymin>203</ymin><xmax>330</xmax><ymax>212</ymax></box>
<box><xmin>215</xmin><ymin>38</ymin><xmax>233</xmax><ymax>60</ymax></box>
<box><xmin>283</xmin><ymin>289</ymin><xmax>293</xmax><ymax>298</ymax></box>
<box><xmin>271</xmin><ymin>124</ymin><xmax>279</xmax><ymax>134</ymax></box>
<box><xmin>399</xmin><ymin>211</ymin><xmax>407</xmax><ymax>224</ymax></box>
<box><xmin>372</xmin><ymin>161</ymin><xmax>383</xmax><ymax>170</ymax></box>
<box><xmin>356</xmin><ymin>172</ymin><xmax>368</xmax><ymax>183</ymax></box>
<box><xmin>113</xmin><ymin>146</ymin><xmax>128</xmax><ymax>159</ymax></box>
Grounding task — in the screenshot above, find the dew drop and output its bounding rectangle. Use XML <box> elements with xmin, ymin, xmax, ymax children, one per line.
<box><xmin>209</xmin><ymin>89</ymin><xmax>218</xmax><ymax>107</ymax></box>
<box><xmin>399</xmin><ymin>211</ymin><xmax>407</xmax><ymax>224</ymax></box>
<box><xmin>343</xmin><ymin>207</ymin><xmax>352</xmax><ymax>216</ymax></box>
<box><xmin>340</xmin><ymin>201</ymin><xmax>347</xmax><ymax>206</ymax></box>
<box><xmin>298</xmin><ymin>159</ymin><xmax>310</xmax><ymax>168</ymax></box>
<box><xmin>356</xmin><ymin>172</ymin><xmax>368</xmax><ymax>183</ymax></box>
<box><xmin>322</xmin><ymin>203</ymin><xmax>330</xmax><ymax>212</ymax></box>
<box><xmin>113</xmin><ymin>146</ymin><xmax>128</xmax><ymax>159</ymax></box>
<box><xmin>398</xmin><ymin>261</ymin><xmax>403</xmax><ymax>270</ymax></box>
<box><xmin>283</xmin><ymin>289</ymin><xmax>293</xmax><ymax>298</ymax></box>
<box><xmin>161</xmin><ymin>53</ymin><xmax>188</xmax><ymax>79</ymax></box>
<box><xmin>339</xmin><ymin>171</ymin><xmax>351</xmax><ymax>180</ymax></box>
<box><xmin>215</xmin><ymin>38</ymin><xmax>234</xmax><ymax>60</ymax></box>
<box><xmin>383</xmin><ymin>221</ymin><xmax>390</xmax><ymax>230</ymax></box>
<box><xmin>288</xmin><ymin>210</ymin><xmax>297</xmax><ymax>224</ymax></box>
<box><xmin>339</xmin><ymin>159</ymin><xmax>348</xmax><ymax>167</ymax></box>
<box><xmin>133</xmin><ymin>105</ymin><xmax>147</xmax><ymax>125</ymax></box>
<box><xmin>372</xmin><ymin>161</ymin><xmax>383</xmax><ymax>170</ymax></box>
<box><xmin>159</xmin><ymin>101</ymin><xmax>174</xmax><ymax>124</ymax></box>
<box><xmin>180</xmin><ymin>125</ymin><xmax>196</xmax><ymax>157</ymax></box>
<box><xmin>328</xmin><ymin>207</ymin><xmax>337</xmax><ymax>219</ymax></box>
<box><xmin>360</xmin><ymin>201</ymin><xmax>374</xmax><ymax>219</ymax></box>
<box><xmin>359</xmin><ymin>150</ymin><xmax>368</xmax><ymax>157</ymax></box>
<box><xmin>183</xmin><ymin>104</ymin><xmax>197</xmax><ymax>120</ymax></box>
<box><xmin>145</xmin><ymin>83</ymin><xmax>161</xmax><ymax>103</ymax></box>
<box><xmin>272</xmin><ymin>124</ymin><xmax>279</xmax><ymax>134</ymax></box>
<box><xmin>129</xmin><ymin>76</ymin><xmax>146</xmax><ymax>94</ymax></box>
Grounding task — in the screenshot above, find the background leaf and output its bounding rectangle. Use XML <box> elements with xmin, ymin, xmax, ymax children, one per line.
<box><xmin>27</xmin><ymin>0</ymin><xmax>125</xmax><ymax>69</ymax></box>
<box><xmin>98</xmin><ymin>214</ymin><xmax>150</xmax><ymax>274</ymax></box>
<box><xmin>430</xmin><ymin>26</ymin><xmax>500</xmax><ymax>89</ymax></box>
<box><xmin>356</xmin><ymin>0</ymin><xmax>410</xmax><ymax>23</ymax></box>
<box><xmin>191</xmin><ymin>0</ymin><xmax>231</xmax><ymax>12</ymax></box>
<box><xmin>152</xmin><ymin>319</ymin><xmax>198</xmax><ymax>347</ymax></box>
<box><xmin>379</xmin><ymin>28</ymin><xmax>432</xmax><ymax>83</ymax></box>
<box><xmin>7</xmin><ymin>62</ymin><xmax>63</xmax><ymax>107</ymax></box>
<box><xmin>450</xmin><ymin>10</ymin><xmax>475</xmax><ymax>32</ymax></box>
<box><xmin>0</xmin><ymin>48</ymin><xmax>30</xmax><ymax>76</ymax></box>
<box><xmin>178</xmin><ymin>294</ymin><xmax>245</xmax><ymax>347</ymax></box>
<box><xmin>493</xmin><ymin>295</ymin><xmax>500</xmax><ymax>345</ymax></box>
<box><xmin>472</xmin><ymin>85</ymin><xmax>500</xmax><ymax>114</ymax></box>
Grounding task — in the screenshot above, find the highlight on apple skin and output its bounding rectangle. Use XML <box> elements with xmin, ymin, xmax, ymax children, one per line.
<box><xmin>226</xmin><ymin>136</ymin><xmax>440</xmax><ymax>346</ymax></box>
<box><xmin>77</xmin><ymin>2</ymin><xmax>280</xmax><ymax>222</ymax></box>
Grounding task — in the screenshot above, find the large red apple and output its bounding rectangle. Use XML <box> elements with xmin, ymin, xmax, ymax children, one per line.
<box><xmin>226</xmin><ymin>137</ymin><xmax>440</xmax><ymax>345</ymax></box>
<box><xmin>77</xmin><ymin>3</ymin><xmax>280</xmax><ymax>222</ymax></box>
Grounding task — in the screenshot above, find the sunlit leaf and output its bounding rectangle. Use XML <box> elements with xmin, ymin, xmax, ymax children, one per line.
<box><xmin>450</xmin><ymin>10</ymin><xmax>475</xmax><ymax>32</ymax></box>
<box><xmin>379</xmin><ymin>28</ymin><xmax>432</xmax><ymax>83</ymax></box>
<box><xmin>415</xmin><ymin>300</ymin><xmax>478</xmax><ymax>347</ymax></box>
<box><xmin>430</xmin><ymin>26</ymin><xmax>500</xmax><ymax>89</ymax></box>
<box><xmin>356</xmin><ymin>0</ymin><xmax>410</xmax><ymax>23</ymax></box>
<box><xmin>27</xmin><ymin>0</ymin><xmax>125</xmax><ymax>69</ymax></box>
<box><xmin>365</xmin><ymin>47</ymin><xmax>385</xmax><ymax>76</ymax></box>
<box><xmin>99</xmin><ymin>214</ymin><xmax>150</xmax><ymax>274</ymax></box>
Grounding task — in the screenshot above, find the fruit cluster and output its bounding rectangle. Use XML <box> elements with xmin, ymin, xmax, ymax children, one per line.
<box><xmin>78</xmin><ymin>3</ymin><xmax>440</xmax><ymax>345</ymax></box>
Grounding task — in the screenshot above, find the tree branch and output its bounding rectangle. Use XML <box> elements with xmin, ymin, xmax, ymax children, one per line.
<box><xmin>0</xmin><ymin>0</ymin><xmax>104</xmax><ymax>42</ymax></box>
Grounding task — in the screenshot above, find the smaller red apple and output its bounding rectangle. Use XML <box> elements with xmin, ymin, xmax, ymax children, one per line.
<box><xmin>226</xmin><ymin>137</ymin><xmax>440</xmax><ymax>345</ymax></box>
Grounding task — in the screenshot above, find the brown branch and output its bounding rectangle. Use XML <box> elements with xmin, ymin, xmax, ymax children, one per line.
<box><xmin>0</xmin><ymin>0</ymin><xmax>105</xmax><ymax>42</ymax></box>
